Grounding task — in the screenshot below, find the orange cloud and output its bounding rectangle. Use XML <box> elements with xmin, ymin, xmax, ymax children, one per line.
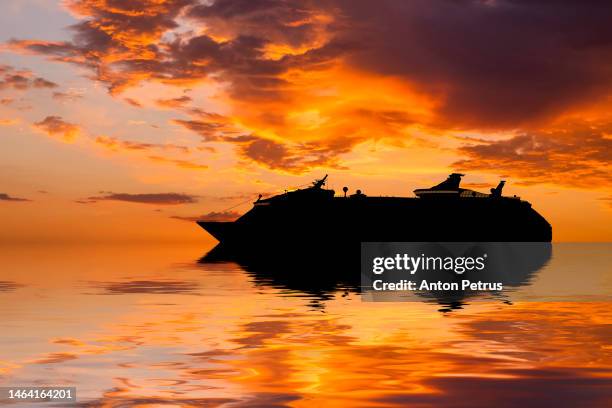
<box><xmin>146</xmin><ymin>155</ymin><xmax>209</xmax><ymax>170</ymax></box>
<box><xmin>7</xmin><ymin>0</ymin><xmax>612</xmax><ymax>190</ymax></box>
<box><xmin>9</xmin><ymin>1</ymin><xmax>612</xmax><ymax>129</ymax></box>
<box><xmin>455</xmin><ymin>120</ymin><xmax>612</xmax><ymax>189</ymax></box>
<box><xmin>0</xmin><ymin>118</ymin><xmax>19</xmax><ymax>126</ymax></box>
<box><xmin>3</xmin><ymin>2</ymin><xmax>410</xmax><ymax>175</ymax></box>
<box><xmin>94</xmin><ymin>135</ymin><xmax>208</xmax><ymax>171</ymax></box>
<box><xmin>230</xmin><ymin>135</ymin><xmax>352</xmax><ymax>173</ymax></box>
<box><xmin>95</xmin><ymin>135</ymin><xmax>190</xmax><ymax>153</ymax></box>
<box><xmin>171</xmin><ymin>107</ymin><xmax>360</xmax><ymax>172</ymax></box>
<box><xmin>33</xmin><ymin>116</ymin><xmax>81</xmax><ymax>142</ymax></box>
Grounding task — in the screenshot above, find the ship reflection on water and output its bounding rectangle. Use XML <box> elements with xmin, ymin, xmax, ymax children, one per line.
<box><xmin>200</xmin><ymin>244</ymin><xmax>362</xmax><ymax>307</ymax></box>
<box><xmin>199</xmin><ymin>242</ymin><xmax>553</xmax><ymax>312</ymax></box>
<box><xmin>0</xmin><ymin>243</ymin><xmax>610</xmax><ymax>407</ymax></box>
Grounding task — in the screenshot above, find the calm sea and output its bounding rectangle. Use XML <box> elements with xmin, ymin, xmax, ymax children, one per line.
<box><xmin>0</xmin><ymin>243</ymin><xmax>610</xmax><ymax>407</ymax></box>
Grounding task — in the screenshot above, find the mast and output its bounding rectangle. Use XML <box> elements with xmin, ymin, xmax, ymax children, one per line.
<box><xmin>312</xmin><ymin>175</ymin><xmax>328</xmax><ymax>189</ymax></box>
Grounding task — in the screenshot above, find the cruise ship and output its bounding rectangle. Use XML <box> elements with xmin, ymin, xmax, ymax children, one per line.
<box><xmin>197</xmin><ymin>173</ymin><xmax>553</xmax><ymax>246</ymax></box>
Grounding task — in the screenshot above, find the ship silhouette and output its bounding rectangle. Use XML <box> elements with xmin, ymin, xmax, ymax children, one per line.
<box><xmin>197</xmin><ymin>173</ymin><xmax>552</xmax><ymax>245</ymax></box>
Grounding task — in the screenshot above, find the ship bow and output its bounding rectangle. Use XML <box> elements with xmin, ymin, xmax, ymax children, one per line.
<box><xmin>197</xmin><ymin>221</ymin><xmax>233</xmax><ymax>242</ymax></box>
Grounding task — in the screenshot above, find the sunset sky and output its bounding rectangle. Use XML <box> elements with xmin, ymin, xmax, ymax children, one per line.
<box><xmin>1</xmin><ymin>0</ymin><xmax>611</xmax><ymax>243</ymax></box>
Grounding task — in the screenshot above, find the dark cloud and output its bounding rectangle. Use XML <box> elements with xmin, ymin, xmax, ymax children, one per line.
<box><xmin>170</xmin><ymin>210</ymin><xmax>241</xmax><ymax>222</ymax></box>
<box><xmin>454</xmin><ymin>121</ymin><xmax>612</xmax><ymax>188</ymax></box>
<box><xmin>32</xmin><ymin>77</ymin><xmax>58</xmax><ymax>88</ymax></box>
<box><xmin>11</xmin><ymin>40</ymin><xmax>78</xmax><ymax>59</ymax></box>
<box><xmin>33</xmin><ymin>115</ymin><xmax>81</xmax><ymax>142</ymax></box>
<box><xmin>0</xmin><ymin>281</ymin><xmax>24</xmax><ymax>292</ymax></box>
<box><xmin>227</xmin><ymin>134</ymin><xmax>355</xmax><ymax>172</ymax></box>
<box><xmin>186</xmin><ymin>0</ymin><xmax>333</xmax><ymax>48</ymax></box>
<box><xmin>0</xmin><ymin>193</ymin><xmax>31</xmax><ymax>202</ymax></box>
<box><xmin>82</xmin><ymin>192</ymin><xmax>198</xmax><ymax>205</ymax></box>
<box><xmin>240</xmin><ymin>138</ymin><xmax>289</xmax><ymax>167</ymax></box>
<box><xmin>187</xmin><ymin>130</ymin><xmax>351</xmax><ymax>172</ymax></box>
<box><xmin>333</xmin><ymin>0</ymin><xmax>612</xmax><ymax>127</ymax></box>
<box><xmin>155</xmin><ymin>95</ymin><xmax>192</xmax><ymax>108</ymax></box>
<box><xmin>52</xmin><ymin>90</ymin><xmax>84</xmax><ymax>102</ymax></box>
<box><xmin>172</xmin><ymin>118</ymin><xmax>231</xmax><ymax>141</ymax></box>
<box><xmin>159</xmin><ymin>32</ymin><xmax>302</xmax><ymax>101</ymax></box>
<box><xmin>0</xmin><ymin>64</ymin><xmax>58</xmax><ymax>90</ymax></box>
<box><xmin>0</xmin><ymin>74</ymin><xmax>30</xmax><ymax>90</ymax></box>
<box><xmin>124</xmin><ymin>98</ymin><xmax>142</xmax><ymax>107</ymax></box>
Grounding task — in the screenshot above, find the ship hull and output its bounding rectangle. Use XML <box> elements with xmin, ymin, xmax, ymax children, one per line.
<box><xmin>198</xmin><ymin>196</ymin><xmax>552</xmax><ymax>247</ymax></box>
<box><xmin>197</xmin><ymin>221</ymin><xmax>234</xmax><ymax>242</ymax></box>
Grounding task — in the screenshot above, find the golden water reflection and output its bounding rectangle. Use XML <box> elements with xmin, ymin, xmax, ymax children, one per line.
<box><xmin>0</xmin><ymin>243</ymin><xmax>610</xmax><ymax>407</ymax></box>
